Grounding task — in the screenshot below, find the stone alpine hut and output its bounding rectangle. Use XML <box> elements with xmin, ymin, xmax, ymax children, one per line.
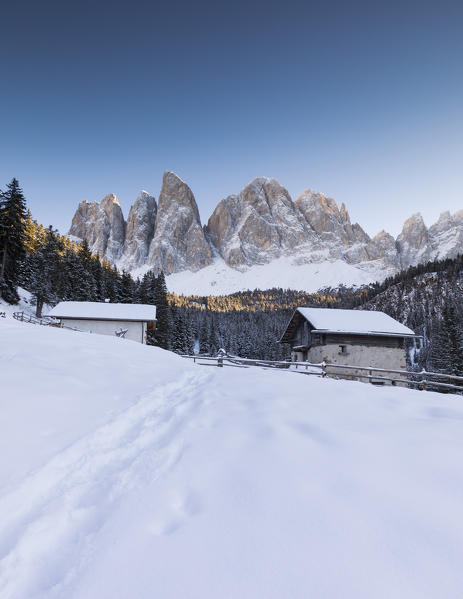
<box><xmin>280</xmin><ymin>307</ymin><xmax>416</xmax><ymax>383</ymax></box>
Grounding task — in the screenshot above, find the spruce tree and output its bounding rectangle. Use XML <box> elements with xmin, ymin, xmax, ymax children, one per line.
<box><xmin>119</xmin><ymin>271</ymin><xmax>135</xmax><ymax>303</ymax></box>
<box><xmin>27</xmin><ymin>226</ymin><xmax>63</xmax><ymax>316</ymax></box>
<box><xmin>171</xmin><ymin>308</ymin><xmax>188</xmax><ymax>354</ymax></box>
<box><xmin>76</xmin><ymin>239</ymin><xmax>97</xmax><ymax>300</ymax></box>
<box><xmin>152</xmin><ymin>272</ymin><xmax>169</xmax><ymax>349</ymax></box>
<box><xmin>0</xmin><ymin>178</ymin><xmax>28</xmax><ymax>303</ymax></box>
<box><xmin>199</xmin><ymin>318</ymin><xmax>209</xmax><ymax>354</ymax></box>
<box><xmin>442</xmin><ymin>302</ymin><xmax>463</xmax><ymax>375</ymax></box>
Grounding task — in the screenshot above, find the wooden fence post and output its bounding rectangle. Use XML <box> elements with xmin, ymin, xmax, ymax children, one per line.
<box><xmin>217</xmin><ymin>349</ymin><xmax>226</xmax><ymax>368</ymax></box>
<box><xmin>422</xmin><ymin>369</ymin><xmax>427</xmax><ymax>391</ymax></box>
<box><xmin>321</xmin><ymin>361</ymin><xmax>327</xmax><ymax>377</ymax></box>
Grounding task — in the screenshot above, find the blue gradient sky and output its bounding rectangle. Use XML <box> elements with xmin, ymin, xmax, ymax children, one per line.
<box><xmin>1</xmin><ymin>0</ymin><xmax>462</xmax><ymax>237</ymax></box>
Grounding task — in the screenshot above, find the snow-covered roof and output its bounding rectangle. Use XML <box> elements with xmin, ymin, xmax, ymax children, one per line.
<box><xmin>297</xmin><ymin>307</ymin><xmax>414</xmax><ymax>335</ymax></box>
<box><xmin>280</xmin><ymin>307</ymin><xmax>415</xmax><ymax>343</ymax></box>
<box><xmin>47</xmin><ymin>302</ymin><xmax>156</xmax><ymax>322</ymax></box>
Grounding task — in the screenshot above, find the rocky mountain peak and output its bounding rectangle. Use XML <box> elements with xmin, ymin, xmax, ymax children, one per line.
<box><xmin>147</xmin><ymin>171</ymin><xmax>212</xmax><ymax>274</ymax></box>
<box><xmin>122</xmin><ymin>191</ymin><xmax>157</xmax><ymax>269</ymax></box>
<box><xmin>206</xmin><ymin>176</ymin><xmax>308</xmax><ymax>267</ymax></box>
<box><xmin>396</xmin><ymin>213</ymin><xmax>431</xmax><ymax>268</ymax></box>
<box><xmin>100</xmin><ymin>194</ymin><xmax>126</xmax><ymax>263</ymax></box>
<box><xmin>398</xmin><ymin>213</ymin><xmax>428</xmax><ymax>245</ymax></box>
<box><xmin>101</xmin><ymin>193</ymin><xmax>120</xmax><ymax>207</ymax></box>
<box><xmin>295</xmin><ymin>190</ymin><xmax>369</xmax><ymax>250</ymax></box>
<box><xmin>69</xmin><ymin>194</ymin><xmax>126</xmax><ymax>263</ymax></box>
<box><xmin>373</xmin><ymin>230</ymin><xmax>395</xmax><ymax>244</ymax></box>
<box><xmin>295</xmin><ymin>190</ymin><xmax>338</xmax><ymax>219</ymax></box>
<box><xmin>339</xmin><ymin>202</ymin><xmax>350</xmax><ymax>224</ymax></box>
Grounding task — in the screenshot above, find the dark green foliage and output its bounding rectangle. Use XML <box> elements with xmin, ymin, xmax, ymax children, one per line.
<box><xmin>427</xmin><ymin>302</ymin><xmax>463</xmax><ymax>376</ymax></box>
<box><xmin>25</xmin><ymin>227</ymin><xmax>63</xmax><ymax>316</ymax></box>
<box><xmin>199</xmin><ymin>318</ymin><xmax>209</xmax><ymax>354</ymax></box>
<box><xmin>360</xmin><ymin>255</ymin><xmax>463</xmax><ymax>378</ymax></box>
<box><xmin>0</xmin><ymin>179</ymin><xmax>28</xmax><ymax>303</ymax></box>
<box><xmin>153</xmin><ymin>272</ymin><xmax>169</xmax><ymax>349</ymax></box>
<box><xmin>118</xmin><ymin>271</ymin><xmax>136</xmax><ymax>303</ymax></box>
<box><xmin>171</xmin><ymin>307</ymin><xmax>190</xmax><ymax>354</ymax></box>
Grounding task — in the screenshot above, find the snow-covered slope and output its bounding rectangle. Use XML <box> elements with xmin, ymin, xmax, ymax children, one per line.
<box><xmin>132</xmin><ymin>254</ymin><xmax>395</xmax><ymax>296</ymax></box>
<box><xmin>1</xmin><ymin>316</ymin><xmax>463</xmax><ymax>598</ymax></box>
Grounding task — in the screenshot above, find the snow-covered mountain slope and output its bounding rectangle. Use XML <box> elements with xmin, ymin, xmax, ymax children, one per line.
<box><xmin>68</xmin><ymin>172</ymin><xmax>463</xmax><ymax>294</ymax></box>
<box><xmin>2</xmin><ymin>315</ymin><xmax>463</xmax><ymax>598</ymax></box>
<box><xmin>134</xmin><ymin>254</ymin><xmax>393</xmax><ymax>296</ymax></box>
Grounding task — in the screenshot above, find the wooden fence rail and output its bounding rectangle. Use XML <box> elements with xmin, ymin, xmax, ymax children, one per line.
<box><xmin>12</xmin><ymin>311</ymin><xmax>58</xmax><ymax>326</ymax></box>
<box><xmin>180</xmin><ymin>352</ymin><xmax>463</xmax><ymax>395</ymax></box>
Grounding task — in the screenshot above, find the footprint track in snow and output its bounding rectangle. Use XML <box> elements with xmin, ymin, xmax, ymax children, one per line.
<box><xmin>0</xmin><ymin>368</ymin><xmax>212</xmax><ymax>599</ymax></box>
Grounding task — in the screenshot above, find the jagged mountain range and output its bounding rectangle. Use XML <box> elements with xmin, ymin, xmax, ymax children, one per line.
<box><xmin>69</xmin><ymin>171</ymin><xmax>463</xmax><ymax>294</ymax></box>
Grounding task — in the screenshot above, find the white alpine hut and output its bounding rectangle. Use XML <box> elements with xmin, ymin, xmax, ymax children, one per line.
<box><xmin>48</xmin><ymin>301</ymin><xmax>156</xmax><ymax>344</ymax></box>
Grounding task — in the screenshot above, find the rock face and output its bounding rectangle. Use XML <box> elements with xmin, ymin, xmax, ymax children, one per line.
<box><xmin>122</xmin><ymin>191</ymin><xmax>157</xmax><ymax>269</ymax></box>
<box><xmin>366</xmin><ymin>231</ymin><xmax>398</xmax><ymax>267</ymax></box>
<box><xmin>206</xmin><ymin>178</ymin><xmax>308</xmax><ymax>267</ymax></box>
<box><xmin>294</xmin><ymin>190</ymin><xmax>371</xmax><ymax>264</ymax></box>
<box><xmin>69</xmin><ymin>193</ymin><xmax>126</xmax><ymax>263</ymax></box>
<box><xmin>396</xmin><ymin>213</ymin><xmax>431</xmax><ymax>268</ymax></box>
<box><xmin>68</xmin><ymin>172</ymin><xmax>463</xmax><ymax>286</ymax></box>
<box><xmin>147</xmin><ymin>172</ymin><xmax>212</xmax><ymax>274</ymax></box>
<box><xmin>429</xmin><ymin>211</ymin><xmax>463</xmax><ymax>260</ymax></box>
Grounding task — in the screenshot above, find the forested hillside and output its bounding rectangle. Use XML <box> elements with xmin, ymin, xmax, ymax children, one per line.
<box><xmin>358</xmin><ymin>262</ymin><xmax>463</xmax><ymax>375</ymax></box>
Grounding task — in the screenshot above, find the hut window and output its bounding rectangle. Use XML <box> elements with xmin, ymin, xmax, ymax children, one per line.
<box><xmin>339</xmin><ymin>344</ymin><xmax>348</xmax><ymax>355</ymax></box>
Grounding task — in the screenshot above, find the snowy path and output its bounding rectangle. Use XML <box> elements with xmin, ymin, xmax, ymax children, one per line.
<box><xmin>2</xmin><ymin>315</ymin><xmax>463</xmax><ymax>598</ymax></box>
<box><xmin>0</xmin><ymin>365</ymin><xmax>212</xmax><ymax>599</ymax></box>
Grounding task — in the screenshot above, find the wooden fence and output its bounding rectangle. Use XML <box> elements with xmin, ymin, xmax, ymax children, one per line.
<box><xmin>12</xmin><ymin>312</ymin><xmax>83</xmax><ymax>332</ymax></box>
<box><xmin>13</xmin><ymin>311</ymin><xmax>58</xmax><ymax>326</ymax></box>
<box><xmin>180</xmin><ymin>352</ymin><xmax>463</xmax><ymax>395</ymax></box>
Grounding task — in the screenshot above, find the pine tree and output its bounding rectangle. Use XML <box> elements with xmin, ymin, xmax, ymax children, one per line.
<box><xmin>152</xmin><ymin>272</ymin><xmax>169</xmax><ymax>349</ymax></box>
<box><xmin>442</xmin><ymin>301</ymin><xmax>463</xmax><ymax>375</ymax></box>
<box><xmin>0</xmin><ymin>179</ymin><xmax>28</xmax><ymax>303</ymax></box>
<box><xmin>27</xmin><ymin>226</ymin><xmax>63</xmax><ymax>316</ymax></box>
<box><xmin>75</xmin><ymin>239</ymin><xmax>97</xmax><ymax>300</ymax></box>
<box><xmin>171</xmin><ymin>308</ymin><xmax>188</xmax><ymax>354</ymax></box>
<box><xmin>199</xmin><ymin>317</ymin><xmax>209</xmax><ymax>354</ymax></box>
<box><xmin>208</xmin><ymin>317</ymin><xmax>219</xmax><ymax>355</ymax></box>
<box><xmin>119</xmin><ymin>271</ymin><xmax>135</xmax><ymax>303</ymax></box>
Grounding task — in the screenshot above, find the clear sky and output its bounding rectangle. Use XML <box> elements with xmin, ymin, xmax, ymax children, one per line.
<box><xmin>1</xmin><ymin>0</ymin><xmax>462</xmax><ymax>237</ymax></box>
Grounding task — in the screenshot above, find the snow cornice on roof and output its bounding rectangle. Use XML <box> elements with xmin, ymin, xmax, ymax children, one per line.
<box><xmin>47</xmin><ymin>301</ymin><xmax>156</xmax><ymax>322</ymax></box>
<box><xmin>279</xmin><ymin>307</ymin><xmax>417</xmax><ymax>343</ymax></box>
<box><xmin>310</xmin><ymin>329</ymin><xmax>420</xmax><ymax>339</ymax></box>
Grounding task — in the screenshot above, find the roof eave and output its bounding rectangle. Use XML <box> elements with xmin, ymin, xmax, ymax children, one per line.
<box><xmin>49</xmin><ymin>315</ymin><xmax>157</xmax><ymax>322</ymax></box>
<box><xmin>310</xmin><ymin>329</ymin><xmax>419</xmax><ymax>338</ymax></box>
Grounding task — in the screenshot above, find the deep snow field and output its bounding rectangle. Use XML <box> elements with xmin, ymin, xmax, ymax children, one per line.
<box><xmin>1</xmin><ymin>306</ymin><xmax>463</xmax><ymax>598</ymax></box>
